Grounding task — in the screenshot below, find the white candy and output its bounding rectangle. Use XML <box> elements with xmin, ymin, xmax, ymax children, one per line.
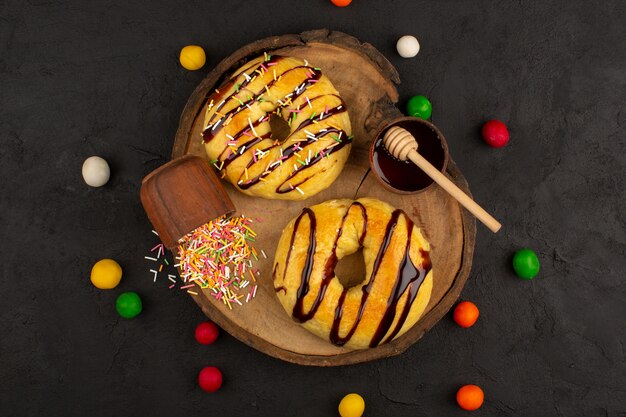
<box><xmin>82</xmin><ymin>156</ymin><xmax>110</xmax><ymax>187</ymax></box>
<box><xmin>396</xmin><ymin>35</ymin><xmax>420</xmax><ymax>58</ymax></box>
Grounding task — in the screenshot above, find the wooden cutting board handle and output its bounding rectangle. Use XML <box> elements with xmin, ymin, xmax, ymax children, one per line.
<box><xmin>140</xmin><ymin>155</ymin><xmax>235</xmax><ymax>249</ymax></box>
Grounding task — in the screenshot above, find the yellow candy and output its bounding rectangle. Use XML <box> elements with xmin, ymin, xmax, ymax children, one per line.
<box><xmin>90</xmin><ymin>259</ymin><xmax>122</xmax><ymax>289</ymax></box>
<box><xmin>179</xmin><ymin>45</ymin><xmax>206</xmax><ymax>71</ymax></box>
<box><xmin>338</xmin><ymin>393</ymin><xmax>365</xmax><ymax>417</ymax></box>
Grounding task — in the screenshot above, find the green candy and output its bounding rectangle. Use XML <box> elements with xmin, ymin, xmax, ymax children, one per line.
<box><xmin>116</xmin><ymin>291</ymin><xmax>143</xmax><ymax>318</ymax></box>
<box><xmin>512</xmin><ymin>249</ymin><xmax>540</xmax><ymax>280</ymax></box>
<box><xmin>406</xmin><ymin>95</ymin><xmax>432</xmax><ymax>120</ymax></box>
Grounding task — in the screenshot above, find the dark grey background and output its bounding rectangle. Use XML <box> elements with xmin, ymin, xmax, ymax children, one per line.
<box><xmin>1</xmin><ymin>0</ymin><xmax>624</xmax><ymax>416</ymax></box>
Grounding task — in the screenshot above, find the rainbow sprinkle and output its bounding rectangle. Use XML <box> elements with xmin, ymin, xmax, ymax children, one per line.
<box><xmin>175</xmin><ymin>215</ymin><xmax>260</xmax><ymax>309</ymax></box>
<box><xmin>145</xmin><ymin>238</ymin><xmax>174</xmax><ymax>284</ymax></box>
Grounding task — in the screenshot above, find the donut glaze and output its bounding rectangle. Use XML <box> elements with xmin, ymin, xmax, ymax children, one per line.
<box><xmin>273</xmin><ymin>198</ymin><xmax>433</xmax><ymax>349</ymax></box>
<box><xmin>202</xmin><ymin>54</ymin><xmax>352</xmax><ymax>200</ymax></box>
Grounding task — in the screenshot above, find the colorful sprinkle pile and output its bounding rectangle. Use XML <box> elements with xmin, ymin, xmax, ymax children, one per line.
<box><xmin>175</xmin><ymin>215</ymin><xmax>260</xmax><ymax>309</ymax></box>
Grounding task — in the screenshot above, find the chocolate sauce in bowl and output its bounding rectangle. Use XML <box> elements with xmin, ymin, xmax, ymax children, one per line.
<box><xmin>372</xmin><ymin>120</ymin><xmax>447</xmax><ymax>192</ymax></box>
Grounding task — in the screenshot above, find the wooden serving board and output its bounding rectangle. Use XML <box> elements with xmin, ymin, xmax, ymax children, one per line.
<box><xmin>172</xmin><ymin>29</ymin><xmax>476</xmax><ymax>366</ymax></box>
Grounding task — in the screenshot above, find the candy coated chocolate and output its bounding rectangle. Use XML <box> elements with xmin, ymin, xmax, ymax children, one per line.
<box><xmin>115</xmin><ymin>292</ymin><xmax>142</xmax><ymax>319</ymax></box>
<box><xmin>331</xmin><ymin>0</ymin><xmax>352</xmax><ymax>7</ymax></box>
<box><xmin>179</xmin><ymin>45</ymin><xmax>206</xmax><ymax>71</ymax></box>
<box><xmin>90</xmin><ymin>259</ymin><xmax>122</xmax><ymax>289</ymax></box>
<box><xmin>406</xmin><ymin>95</ymin><xmax>432</xmax><ymax>120</ymax></box>
<box><xmin>456</xmin><ymin>384</ymin><xmax>484</xmax><ymax>411</ymax></box>
<box><xmin>396</xmin><ymin>35</ymin><xmax>420</xmax><ymax>58</ymax></box>
<box><xmin>198</xmin><ymin>366</ymin><xmax>223</xmax><ymax>393</ymax></box>
<box><xmin>195</xmin><ymin>321</ymin><xmax>219</xmax><ymax>345</ymax></box>
<box><xmin>82</xmin><ymin>156</ymin><xmax>110</xmax><ymax>187</ymax></box>
<box><xmin>453</xmin><ymin>301</ymin><xmax>479</xmax><ymax>328</ymax></box>
<box><xmin>482</xmin><ymin>120</ymin><xmax>509</xmax><ymax>148</ymax></box>
<box><xmin>513</xmin><ymin>248</ymin><xmax>540</xmax><ymax>279</ymax></box>
<box><xmin>338</xmin><ymin>393</ymin><xmax>365</xmax><ymax>417</ymax></box>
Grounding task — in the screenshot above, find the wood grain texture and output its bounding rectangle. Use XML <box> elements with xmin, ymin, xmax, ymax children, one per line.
<box><xmin>172</xmin><ymin>30</ymin><xmax>476</xmax><ymax>366</ymax></box>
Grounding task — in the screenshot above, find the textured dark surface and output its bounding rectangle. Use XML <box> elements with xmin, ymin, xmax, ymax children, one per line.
<box><xmin>1</xmin><ymin>1</ymin><xmax>625</xmax><ymax>416</ymax></box>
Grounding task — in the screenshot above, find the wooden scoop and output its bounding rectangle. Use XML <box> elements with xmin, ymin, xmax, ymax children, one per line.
<box><xmin>140</xmin><ymin>155</ymin><xmax>235</xmax><ymax>249</ymax></box>
<box><xmin>383</xmin><ymin>126</ymin><xmax>502</xmax><ymax>233</ymax></box>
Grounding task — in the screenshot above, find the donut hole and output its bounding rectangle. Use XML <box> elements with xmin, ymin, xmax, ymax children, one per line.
<box><xmin>269</xmin><ymin>113</ymin><xmax>291</xmax><ymax>143</ymax></box>
<box><xmin>335</xmin><ymin>247</ymin><xmax>367</xmax><ymax>289</ymax></box>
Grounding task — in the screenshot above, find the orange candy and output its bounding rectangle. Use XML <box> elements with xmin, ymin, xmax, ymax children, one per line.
<box><xmin>456</xmin><ymin>384</ymin><xmax>484</xmax><ymax>411</ymax></box>
<box><xmin>331</xmin><ymin>0</ymin><xmax>352</xmax><ymax>7</ymax></box>
<box><xmin>453</xmin><ymin>301</ymin><xmax>479</xmax><ymax>328</ymax></box>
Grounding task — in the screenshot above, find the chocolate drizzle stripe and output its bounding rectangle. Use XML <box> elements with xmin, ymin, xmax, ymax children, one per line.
<box><xmin>380</xmin><ymin>249</ymin><xmax>431</xmax><ymax>345</ymax></box>
<box><xmin>275</xmin><ymin>128</ymin><xmax>350</xmax><ymax>193</ymax></box>
<box><xmin>205</xmin><ymin>56</ymin><xmax>282</xmax><ymax>122</ymax></box>
<box><xmin>287</xmin><ymin>99</ymin><xmax>346</xmax><ymax>134</ymax></box>
<box><xmin>236</xmin><ymin>106</ymin><xmax>350</xmax><ymax>191</ymax></box>
<box><xmin>203</xmin><ymin>62</ymin><xmax>322</xmax><ymax>142</ymax></box>
<box><xmin>207</xmin><ymin>87</ymin><xmax>349</xmax><ymax>193</ymax></box>
<box><xmin>217</xmin><ymin>93</ymin><xmax>341</xmax><ymax>167</ymax></box>
<box><xmin>284</xmin><ymin>204</ymin><xmax>430</xmax><ymax>347</ymax></box>
<box><xmin>208</xmin><ymin>57</ymin><xmax>282</xmax><ymax>119</ymax></box>
<box><xmin>368</xmin><ymin>214</ymin><xmax>432</xmax><ymax>347</ymax></box>
<box><xmin>324</xmin><ymin>202</ymin><xmax>367</xmax><ymax>283</ymax></box>
<box><xmin>329</xmin><ymin>209</ymin><xmax>402</xmax><ymax>346</ymax></box>
<box><xmin>290</xmin><ymin>208</ymin><xmax>317</xmax><ymax>322</ymax></box>
<box><xmin>330</xmin><ymin>209</ymin><xmax>432</xmax><ymax>347</ymax></box>
<box><xmin>272</xmin><ymin>264</ymin><xmax>287</xmax><ymax>294</ymax></box>
<box><xmin>219</xmin><ymin>132</ymin><xmax>272</xmax><ymax>170</ymax></box>
<box><xmin>289</xmin><ymin>203</ymin><xmax>366</xmax><ymax>323</ymax></box>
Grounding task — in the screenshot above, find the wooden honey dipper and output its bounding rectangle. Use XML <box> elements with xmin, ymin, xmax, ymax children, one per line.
<box><xmin>383</xmin><ymin>126</ymin><xmax>502</xmax><ymax>233</ymax></box>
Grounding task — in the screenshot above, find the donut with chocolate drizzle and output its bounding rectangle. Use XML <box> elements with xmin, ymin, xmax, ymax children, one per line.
<box><xmin>202</xmin><ymin>54</ymin><xmax>353</xmax><ymax>200</ymax></box>
<box><xmin>273</xmin><ymin>198</ymin><xmax>433</xmax><ymax>349</ymax></box>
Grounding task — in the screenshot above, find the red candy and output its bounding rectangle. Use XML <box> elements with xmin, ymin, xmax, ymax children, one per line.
<box><xmin>482</xmin><ymin>120</ymin><xmax>509</xmax><ymax>148</ymax></box>
<box><xmin>195</xmin><ymin>321</ymin><xmax>220</xmax><ymax>345</ymax></box>
<box><xmin>198</xmin><ymin>366</ymin><xmax>223</xmax><ymax>392</ymax></box>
